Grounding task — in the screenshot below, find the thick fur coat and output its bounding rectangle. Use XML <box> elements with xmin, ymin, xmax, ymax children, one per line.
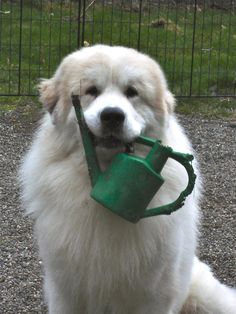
<box><xmin>19</xmin><ymin>45</ymin><xmax>236</xmax><ymax>314</ymax></box>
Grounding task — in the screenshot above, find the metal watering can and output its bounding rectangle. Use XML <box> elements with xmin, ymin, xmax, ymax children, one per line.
<box><xmin>72</xmin><ymin>95</ymin><xmax>196</xmax><ymax>223</ymax></box>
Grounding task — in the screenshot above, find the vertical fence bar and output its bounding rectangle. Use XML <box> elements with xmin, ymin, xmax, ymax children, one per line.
<box><xmin>180</xmin><ymin>0</ymin><xmax>188</xmax><ymax>96</ymax></box>
<box><xmin>206</xmin><ymin>6</ymin><xmax>214</xmax><ymax>95</ymax></box>
<box><xmin>100</xmin><ymin>0</ymin><xmax>105</xmax><ymax>43</ymax></box>
<box><xmin>77</xmin><ymin>0</ymin><xmax>82</xmax><ymax>48</ymax></box>
<box><xmin>119</xmin><ymin>1</ymin><xmax>124</xmax><ymax>44</ymax></box>
<box><xmin>154</xmin><ymin>0</ymin><xmax>161</xmax><ymax>60</ymax></box>
<box><xmin>8</xmin><ymin>0</ymin><xmax>14</xmax><ymax>94</ymax></box>
<box><xmin>48</xmin><ymin>0</ymin><xmax>53</xmax><ymax>78</ymax></box>
<box><xmin>137</xmin><ymin>0</ymin><xmax>143</xmax><ymax>51</ymax></box>
<box><xmin>216</xmin><ymin>7</ymin><xmax>224</xmax><ymax>95</ymax></box>
<box><xmin>81</xmin><ymin>0</ymin><xmax>86</xmax><ymax>47</ymax></box>
<box><xmin>163</xmin><ymin>1</ymin><xmax>170</xmax><ymax>70</ymax></box>
<box><xmin>110</xmin><ymin>0</ymin><xmax>114</xmax><ymax>45</ymax></box>
<box><xmin>225</xmin><ymin>6</ymin><xmax>232</xmax><ymax>95</ymax></box>
<box><xmin>58</xmin><ymin>1</ymin><xmax>63</xmax><ymax>62</ymax></box>
<box><xmin>0</xmin><ymin>1</ymin><xmax>3</xmax><ymax>73</ymax></box>
<box><xmin>38</xmin><ymin>0</ymin><xmax>43</xmax><ymax>81</ymax></box>
<box><xmin>198</xmin><ymin>0</ymin><xmax>206</xmax><ymax>95</ymax></box>
<box><xmin>91</xmin><ymin>0</ymin><xmax>95</xmax><ymax>45</ymax></box>
<box><xmin>189</xmin><ymin>0</ymin><xmax>197</xmax><ymax>97</ymax></box>
<box><xmin>171</xmin><ymin>3</ymin><xmax>179</xmax><ymax>91</ymax></box>
<box><xmin>77</xmin><ymin>0</ymin><xmax>86</xmax><ymax>48</ymax></box>
<box><xmin>68</xmin><ymin>0</ymin><xmax>73</xmax><ymax>51</ymax></box>
<box><xmin>146</xmin><ymin>1</ymin><xmax>151</xmax><ymax>53</ymax></box>
<box><xmin>28</xmin><ymin>0</ymin><xmax>33</xmax><ymax>93</ymax></box>
<box><xmin>128</xmin><ymin>0</ymin><xmax>132</xmax><ymax>47</ymax></box>
<box><xmin>18</xmin><ymin>0</ymin><xmax>23</xmax><ymax>95</ymax></box>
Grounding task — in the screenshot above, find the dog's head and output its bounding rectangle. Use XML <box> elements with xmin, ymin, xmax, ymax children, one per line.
<box><xmin>39</xmin><ymin>45</ymin><xmax>175</xmax><ymax>156</ymax></box>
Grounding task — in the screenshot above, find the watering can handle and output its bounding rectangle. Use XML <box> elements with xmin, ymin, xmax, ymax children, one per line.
<box><xmin>142</xmin><ymin>150</ymin><xmax>196</xmax><ymax>218</ymax></box>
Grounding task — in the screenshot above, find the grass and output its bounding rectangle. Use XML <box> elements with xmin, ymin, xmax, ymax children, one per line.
<box><xmin>0</xmin><ymin>1</ymin><xmax>235</xmax><ymax>116</ymax></box>
<box><xmin>0</xmin><ymin>96</ymin><xmax>42</xmax><ymax>120</ymax></box>
<box><xmin>177</xmin><ymin>97</ymin><xmax>236</xmax><ymax>118</ymax></box>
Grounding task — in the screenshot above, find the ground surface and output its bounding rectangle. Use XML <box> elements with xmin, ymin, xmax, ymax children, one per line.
<box><xmin>0</xmin><ymin>106</ymin><xmax>235</xmax><ymax>313</ymax></box>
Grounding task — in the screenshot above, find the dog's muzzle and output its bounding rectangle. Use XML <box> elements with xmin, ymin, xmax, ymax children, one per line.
<box><xmin>91</xmin><ymin>107</ymin><xmax>133</xmax><ymax>152</ymax></box>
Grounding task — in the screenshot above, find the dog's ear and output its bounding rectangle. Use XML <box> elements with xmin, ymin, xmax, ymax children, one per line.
<box><xmin>38</xmin><ymin>78</ymin><xmax>71</xmax><ymax>125</ymax></box>
<box><xmin>164</xmin><ymin>90</ymin><xmax>176</xmax><ymax>113</ymax></box>
<box><xmin>38</xmin><ymin>79</ymin><xmax>58</xmax><ymax>114</ymax></box>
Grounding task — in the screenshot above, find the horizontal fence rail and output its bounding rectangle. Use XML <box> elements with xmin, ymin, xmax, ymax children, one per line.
<box><xmin>0</xmin><ymin>0</ymin><xmax>235</xmax><ymax>97</ymax></box>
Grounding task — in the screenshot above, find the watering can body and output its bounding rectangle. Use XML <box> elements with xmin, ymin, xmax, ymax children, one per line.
<box><xmin>72</xmin><ymin>95</ymin><xmax>196</xmax><ymax>223</ymax></box>
<box><xmin>91</xmin><ymin>153</ymin><xmax>165</xmax><ymax>222</ymax></box>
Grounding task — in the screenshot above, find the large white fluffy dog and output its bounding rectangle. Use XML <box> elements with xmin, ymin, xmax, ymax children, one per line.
<box><xmin>20</xmin><ymin>45</ymin><xmax>236</xmax><ymax>314</ymax></box>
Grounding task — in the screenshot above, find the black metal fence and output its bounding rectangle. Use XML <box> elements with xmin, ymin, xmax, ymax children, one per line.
<box><xmin>0</xmin><ymin>0</ymin><xmax>235</xmax><ymax>97</ymax></box>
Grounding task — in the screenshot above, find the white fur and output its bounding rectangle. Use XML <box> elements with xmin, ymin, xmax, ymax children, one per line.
<box><xmin>19</xmin><ymin>45</ymin><xmax>236</xmax><ymax>314</ymax></box>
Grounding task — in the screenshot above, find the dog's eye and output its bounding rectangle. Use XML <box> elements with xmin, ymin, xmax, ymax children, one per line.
<box><xmin>125</xmin><ymin>86</ymin><xmax>138</xmax><ymax>98</ymax></box>
<box><xmin>85</xmin><ymin>86</ymin><xmax>99</xmax><ymax>97</ymax></box>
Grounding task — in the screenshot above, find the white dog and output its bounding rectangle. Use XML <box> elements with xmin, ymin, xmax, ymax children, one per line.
<box><xmin>19</xmin><ymin>45</ymin><xmax>236</xmax><ymax>314</ymax></box>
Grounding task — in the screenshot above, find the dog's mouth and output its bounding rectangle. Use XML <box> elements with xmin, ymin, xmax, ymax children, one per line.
<box><xmin>94</xmin><ymin>135</ymin><xmax>134</xmax><ymax>153</ymax></box>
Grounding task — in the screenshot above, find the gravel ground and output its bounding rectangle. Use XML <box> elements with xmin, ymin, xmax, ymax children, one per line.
<box><xmin>0</xmin><ymin>106</ymin><xmax>235</xmax><ymax>313</ymax></box>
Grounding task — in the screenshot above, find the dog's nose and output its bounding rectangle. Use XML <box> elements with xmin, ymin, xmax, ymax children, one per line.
<box><xmin>100</xmin><ymin>107</ymin><xmax>125</xmax><ymax>128</ymax></box>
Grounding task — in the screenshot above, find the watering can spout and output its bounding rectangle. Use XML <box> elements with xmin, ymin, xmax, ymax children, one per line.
<box><xmin>72</xmin><ymin>95</ymin><xmax>101</xmax><ymax>186</ymax></box>
<box><xmin>146</xmin><ymin>141</ymin><xmax>171</xmax><ymax>173</ymax></box>
<box><xmin>136</xmin><ymin>136</ymin><xmax>170</xmax><ymax>173</ymax></box>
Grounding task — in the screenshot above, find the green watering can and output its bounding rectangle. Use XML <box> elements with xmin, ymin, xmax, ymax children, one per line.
<box><xmin>72</xmin><ymin>95</ymin><xmax>196</xmax><ymax>223</ymax></box>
